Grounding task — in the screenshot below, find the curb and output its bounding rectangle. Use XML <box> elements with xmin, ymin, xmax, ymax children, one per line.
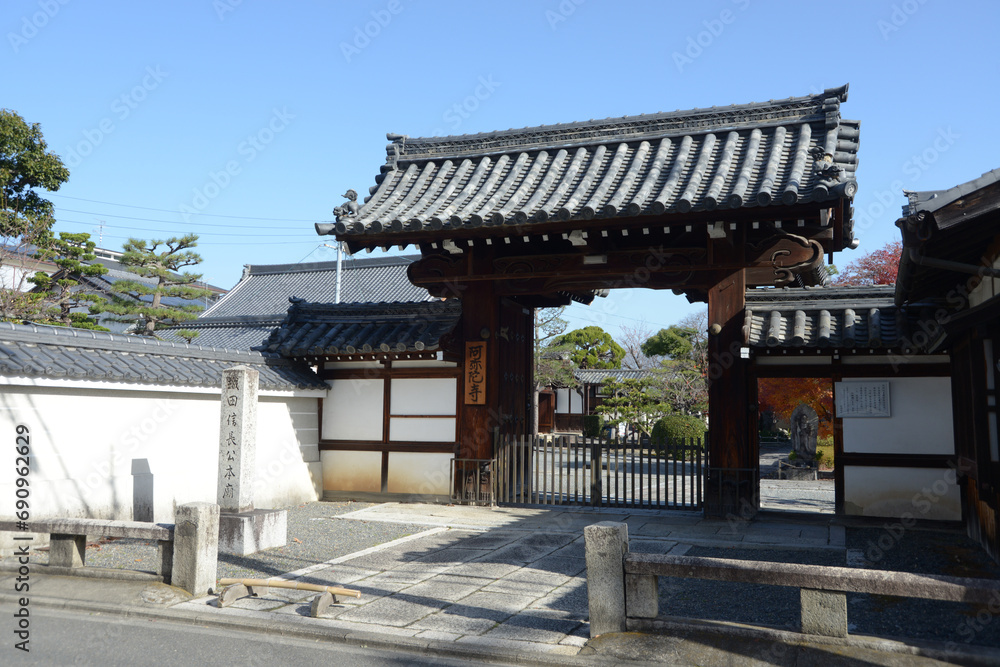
<box><xmin>0</xmin><ymin>591</ymin><xmax>607</xmax><ymax>667</ymax></box>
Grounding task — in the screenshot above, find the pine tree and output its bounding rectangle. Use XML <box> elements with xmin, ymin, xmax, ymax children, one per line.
<box><xmin>103</xmin><ymin>234</ymin><xmax>213</xmax><ymax>336</ymax></box>
<box><xmin>29</xmin><ymin>231</ymin><xmax>109</xmax><ymax>330</ymax></box>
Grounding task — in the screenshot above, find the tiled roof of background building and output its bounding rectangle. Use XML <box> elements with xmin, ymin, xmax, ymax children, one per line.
<box><xmin>264</xmin><ymin>299</ymin><xmax>460</xmax><ymax>358</ymax></box>
<box><xmin>574</xmin><ymin>368</ymin><xmax>665</xmax><ymax>384</ymax></box>
<box><xmin>322</xmin><ymin>85</ymin><xmax>859</xmax><ymax>245</ymax></box>
<box><xmin>0</xmin><ymin>322</ymin><xmax>325</xmax><ymax>390</ymax></box>
<box><xmin>157</xmin><ymin>315</ymin><xmax>285</xmax><ymax>350</ymax></box>
<box><xmin>744</xmin><ymin>285</ymin><xmax>938</xmax><ymax>351</ymax></box>
<box><xmin>202</xmin><ymin>255</ymin><xmax>432</xmax><ymax>318</ymax></box>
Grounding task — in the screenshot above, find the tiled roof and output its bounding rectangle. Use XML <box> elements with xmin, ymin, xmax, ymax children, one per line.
<box><xmin>0</xmin><ymin>322</ymin><xmax>325</xmax><ymax>390</ymax></box>
<box><xmin>321</xmin><ymin>85</ymin><xmax>859</xmax><ymax>244</ymax></box>
<box><xmin>575</xmin><ymin>368</ymin><xmax>665</xmax><ymax>384</ymax></box>
<box><xmin>903</xmin><ymin>168</ymin><xmax>1000</xmax><ymax>221</ymax></box>
<box><xmin>896</xmin><ymin>167</ymin><xmax>1000</xmax><ymax>307</ymax></box>
<box><xmin>203</xmin><ymin>255</ymin><xmax>432</xmax><ymax>318</ymax></box>
<box><xmin>157</xmin><ymin>315</ymin><xmax>284</xmax><ymax>350</ymax></box>
<box><xmin>744</xmin><ymin>285</ymin><xmax>937</xmax><ymax>351</ymax></box>
<box><xmin>263</xmin><ymin>299</ymin><xmax>461</xmax><ymax>358</ymax></box>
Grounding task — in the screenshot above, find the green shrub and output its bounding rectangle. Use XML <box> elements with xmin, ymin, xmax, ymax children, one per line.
<box><xmin>651</xmin><ymin>415</ymin><xmax>706</xmax><ymax>456</ymax></box>
<box><xmin>583</xmin><ymin>414</ymin><xmax>602</xmax><ymax>438</ymax></box>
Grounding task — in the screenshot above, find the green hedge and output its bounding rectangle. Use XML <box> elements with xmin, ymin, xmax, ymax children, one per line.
<box><xmin>583</xmin><ymin>414</ymin><xmax>603</xmax><ymax>438</ymax></box>
<box><xmin>651</xmin><ymin>415</ymin><xmax>706</xmax><ymax>453</ymax></box>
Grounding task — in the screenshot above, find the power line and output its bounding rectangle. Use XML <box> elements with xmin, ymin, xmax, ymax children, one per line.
<box><xmin>77</xmin><ymin>231</ymin><xmax>323</xmax><ymax>246</ymax></box>
<box><xmin>55</xmin><ymin>207</ymin><xmax>328</xmax><ymax>229</ymax></box>
<box><xmin>48</xmin><ymin>193</ymin><xmax>325</xmax><ymax>223</ymax></box>
<box><xmin>55</xmin><ymin>218</ymin><xmax>320</xmax><ymax>237</ymax></box>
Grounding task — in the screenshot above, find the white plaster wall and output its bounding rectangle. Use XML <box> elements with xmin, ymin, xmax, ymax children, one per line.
<box><xmin>844</xmin><ymin>465</ymin><xmax>961</xmax><ymax>521</ymax></box>
<box><xmin>841</xmin><ymin>377</ymin><xmax>954</xmax><ymax>455</ymax></box>
<box><xmin>386</xmin><ymin>452</ymin><xmax>451</xmax><ymax>495</ymax></box>
<box><xmin>0</xmin><ymin>383</ymin><xmax>321</xmax><ymax>524</ymax></box>
<box><xmin>0</xmin><ymin>264</ymin><xmax>54</xmax><ymax>290</ymax></box>
<box><xmin>320</xmin><ymin>450</ymin><xmax>381</xmax><ymax>492</ymax></box>
<box><xmin>389</xmin><ymin>418</ymin><xmax>456</xmax><ymax>442</ymax></box>
<box><xmin>323</xmin><ymin>378</ymin><xmax>383</xmax><ymax>440</ymax></box>
<box><xmin>390</xmin><ymin>378</ymin><xmax>456</xmax><ymax>415</ymax></box>
<box><xmin>555</xmin><ymin>388</ymin><xmax>583</xmax><ymax>414</ymax></box>
<box><xmin>555</xmin><ymin>388</ymin><xmax>570</xmax><ymax>413</ymax></box>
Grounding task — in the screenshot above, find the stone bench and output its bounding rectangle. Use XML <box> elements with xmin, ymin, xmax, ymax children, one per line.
<box><xmin>0</xmin><ymin>503</ymin><xmax>219</xmax><ymax>595</ymax></box>
<box><xmin>584</xmin><ymin>521</ymin><xmax>1000</xmax><ymax>639</ymax></box>
<box><xmin>0</xmin><ymin>518</ymin><xmax>175</xmax><ymax>576</ymax></box>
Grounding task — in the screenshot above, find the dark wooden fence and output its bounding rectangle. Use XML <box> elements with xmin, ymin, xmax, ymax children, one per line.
<box><xmin>489</xmin><ymin>433</ymin><xmax>704</xmax><ymax>509</ymax></box>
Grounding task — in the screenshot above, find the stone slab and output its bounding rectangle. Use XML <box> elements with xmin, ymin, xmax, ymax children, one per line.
<box><xmin>399</xmin><ymin>575</ymin><xmax>488</xmax><ymax>602</ymax></box>
<box><xmin>445</xmin><ymin>560</ymin><xmax>522</xmax><ymax>580</ymax></box>
<box><xmin>294</xmin><ymin>565</ymin><xmax>378</xmax><ymax>586</ymax></box>
<box><xmin>335</xmin><ymin>592</ymin><xmax>448</xmax><ymax>627</ymax></box>
<box><xmin>218</xmin><ymin>508</ymin><xmax>286</xmax><ymax>556</ymax></box>
<box><xmin>483</xmin><ymin>569</ymin><xmax>571</xmax><ymax>596</ymax></box>
<box><xmin>483</xmin><ymin>611</ymin><xmax>585</xmax><ymax>644</ymax></box>
<box><xmin>415</xmin><ymin>630</ymin><xmax>463</xmax><ymax>641</ymax></box>
<box><xmin>524</xmin><ymin>554</ymin><xmax>588</xmax><ymax>577</ymax></box>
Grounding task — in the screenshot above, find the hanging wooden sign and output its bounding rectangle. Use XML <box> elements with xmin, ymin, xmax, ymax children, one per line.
<box><xmin>464</xmin><ymin>341</ymin><xmax>486</xmax><ymax>405</ymax></box>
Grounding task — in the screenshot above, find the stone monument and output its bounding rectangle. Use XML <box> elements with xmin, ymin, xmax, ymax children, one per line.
<box><xmin>217</xmin><ymin>365</ymin><xmax>287</xmax><ymax>555</ymax></box>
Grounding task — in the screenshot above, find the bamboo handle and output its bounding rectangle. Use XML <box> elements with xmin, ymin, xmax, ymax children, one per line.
<box><xmin>217</xmin><ymin>577</ymin><xmax>361</xmax><ymax>598</ymax></box>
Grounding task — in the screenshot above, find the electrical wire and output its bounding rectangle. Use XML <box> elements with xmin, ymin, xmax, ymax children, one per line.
<box><xmin>47</xmin><ymin>193</ymin><xmax>324</xmax><ymax>223</ymax></box>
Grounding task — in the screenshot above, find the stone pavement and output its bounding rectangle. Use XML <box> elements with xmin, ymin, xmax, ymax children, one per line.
<box><xmin>167</xmin><ymin>502</ymin><xmax>842</xmax><ymax>657</ymax></box>
<box><xmin>6</xmin><ymin>500</ymin><xmax>994</xmax><ymax>665</ymax></box>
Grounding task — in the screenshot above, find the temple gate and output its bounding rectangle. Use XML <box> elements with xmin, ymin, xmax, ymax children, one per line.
<box><xmin>318</xmin><ymin>84</ymin><xmax>861</xmax><ymax>517</ymax></box>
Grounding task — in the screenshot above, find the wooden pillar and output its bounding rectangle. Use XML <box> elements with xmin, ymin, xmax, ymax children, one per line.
<box><xmin>459</xmin><ymin>280</ymin><xmax>501</xmax><ymax>461</ymax></box>
<box><xmin>704</xmin><ymin>266</ymin><xmax>758</xmax><ymax>518</ymax></box>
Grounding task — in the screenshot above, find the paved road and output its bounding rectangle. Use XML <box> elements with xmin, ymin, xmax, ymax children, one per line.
<box><xmin>10</xmin><ymin>607</ymin><xmax>520</xmax><ymax>666</ymax></box>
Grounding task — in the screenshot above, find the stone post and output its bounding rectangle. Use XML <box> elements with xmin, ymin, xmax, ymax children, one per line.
<box><xmin>584</xmin><ymin>521</ymin><xmax>629</xmax><ymax>637</ymax></box>
<box><xmin>216</xmin><ymin>365</ymin><xmax>287</xmax><ymax>555</ymax></box>
<box><xmin>171</xmin><ymin>502</ymin><xmax>219</xmax><ymax>595</ymax></box>
<box><xmin>800</xmin><ymin>588</ymin><xmax>848</xmax><ymax>637</ymax></box>
<box><xmin>218</xmin><ymin>366</ymin><xmax>258</xmax><ymax>513</ymax></box>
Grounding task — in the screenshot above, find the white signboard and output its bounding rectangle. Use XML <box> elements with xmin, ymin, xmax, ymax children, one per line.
<box><xmin>836</xmin><ymin>381</ymin><xmax>891</xmax><ymax>418</ymax></box>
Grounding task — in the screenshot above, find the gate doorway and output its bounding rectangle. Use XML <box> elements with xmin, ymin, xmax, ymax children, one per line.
<box><xmin>488</xmin><ymin>432</ymin><xmax>705</xmax><ymax>509</ymax></box>
<box><xmin>757</xmin><ymin>377</ymin><xmax>835</xmax><ymax>514</ymax></box>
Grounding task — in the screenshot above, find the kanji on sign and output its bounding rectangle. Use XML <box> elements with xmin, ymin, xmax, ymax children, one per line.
<box><xmin>464</xmin><ymin>341</ymin><xmax>487</xmax><ymax>405</ymax></box>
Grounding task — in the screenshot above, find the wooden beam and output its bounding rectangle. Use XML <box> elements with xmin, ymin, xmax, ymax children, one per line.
<box><xmin>410</xmin><ymin>233</ymin><xmax>823</xmax><ymax>294</ymax></box>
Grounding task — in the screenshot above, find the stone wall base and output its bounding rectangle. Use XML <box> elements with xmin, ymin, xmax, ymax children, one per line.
<box><xmin>218</xmin><ymin>509</ymin><xmax>287</xmax><ymax>556</ymax></box>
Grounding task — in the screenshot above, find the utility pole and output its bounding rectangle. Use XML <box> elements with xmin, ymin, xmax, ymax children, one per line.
<box><xmin>322</xmin><ymin>243</ymin><xmax>344</xmax><ymax>303</ymax></box>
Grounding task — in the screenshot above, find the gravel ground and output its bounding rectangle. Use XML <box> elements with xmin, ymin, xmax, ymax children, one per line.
<box><xmin>658</xmin><ymin>527</ymin><xmax>1000</xmax><ymax>649</ymax></box>
<box><xmin>17</xmin><ymin>501</ymin><xmax>427</xmax><ymax>580</ymax></box>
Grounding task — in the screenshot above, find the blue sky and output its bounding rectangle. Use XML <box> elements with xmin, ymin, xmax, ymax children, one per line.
<box><xmin>5</xmin><ymin>0</ymin><xmax>999</xmax><ymax>337</ymax></box>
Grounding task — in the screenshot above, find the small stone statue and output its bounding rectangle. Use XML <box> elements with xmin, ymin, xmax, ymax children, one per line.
<box><xmin>790</xmin><ymin>403</ymin><xmax>818</xmax><ymax>462</ymax></box>
<box><xmin>333</xmin><ymin>189</ymin><xmax>359</xmax><ymax>220</ymax></box>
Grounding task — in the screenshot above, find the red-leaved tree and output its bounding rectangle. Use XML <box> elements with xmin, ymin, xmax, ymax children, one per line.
<box><xmin>758</xmin><ymin>377</ymin><xmax>833</xmax><ymax>439</ymax></box>
<box><xmin>836</xmin><ymin>240</ymin><xmax>902</xmax><ymax>286</ymax></box>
